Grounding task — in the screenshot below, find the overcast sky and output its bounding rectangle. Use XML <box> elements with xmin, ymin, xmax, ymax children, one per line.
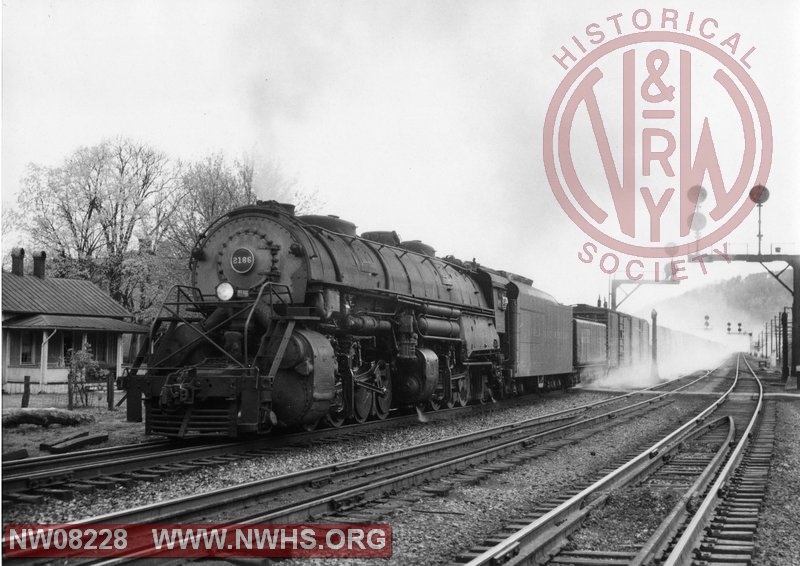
<box><xmin>3</xmin><ymin>0</ymin><xmax>798</xmax><ymax>337</ymax></box>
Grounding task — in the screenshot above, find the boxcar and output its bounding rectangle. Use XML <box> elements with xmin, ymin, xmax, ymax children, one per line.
<box><xmin>573</xmin><ymin>318</ymin><xmax>608</xmax><ymax>381</ymax></box>
<box><xmin>574</xmin><ymin>304</ymin><xmax>620</xmax><ymax>368</ymax></box>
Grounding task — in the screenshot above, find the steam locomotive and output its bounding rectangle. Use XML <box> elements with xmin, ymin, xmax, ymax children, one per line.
<box><xmin>130</xmin><ymin>201</ymin><xmax>721</xmax><ymax>437</ymax></box>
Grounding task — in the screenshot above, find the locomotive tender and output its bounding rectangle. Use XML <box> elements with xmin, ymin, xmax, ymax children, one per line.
<box><xmin>131</xmin><ymin>201</ymin><xmax>716</xmax><ymax>437</ymax></box>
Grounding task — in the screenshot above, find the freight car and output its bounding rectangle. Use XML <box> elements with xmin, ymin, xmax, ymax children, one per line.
<box><xmin>573</xmin><ymin>304</ymin><xmax>651</xmax><ymax>370</ymax></box>
<box><xmin>656</xmin><ymin>325</ymin><xmax>725</xmax><ymax>370</ymax></box>
<box><xmin>131</xmin><ymin>201</ymin><xmax>576</xmax><ymax>437</ymax></box>
<box><xmin>572</xmin><ymin>303</ymin><xmax>726</xmax><ymax>382</ymax></box>
<box><xmin>573</xmin><ymin>318</ymin><xmax>608</xmax><ymax>381</ymax></box>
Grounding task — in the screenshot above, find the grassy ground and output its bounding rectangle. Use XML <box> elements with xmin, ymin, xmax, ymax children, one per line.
<box><xmin>2</xmin><ymin>393</ymin><xmax>147</xmax><ymax>457</ymax></box>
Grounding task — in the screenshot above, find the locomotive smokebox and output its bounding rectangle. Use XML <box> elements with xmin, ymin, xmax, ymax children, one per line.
<box><xmin>393</xmin><ymin>348</ymin><xmax>439</xmax><ymax>405</ymax></box>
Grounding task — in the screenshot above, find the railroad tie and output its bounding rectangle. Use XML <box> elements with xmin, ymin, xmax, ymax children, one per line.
<box><xmin>550</xmin><ymin>549</ymin><xmax>636</xmax><ymax>565</ymax></box>
<box><xmin>81</xmin><ymin>478</ymin><xmax>118</xmax><ymax>489</ymax></box>
<box><xmin>64</xmin><ymin>482</ymin><xmax>94</xmax><ymax>493</ymax></box>
<box><xmin>690</xmin><ymin>402</ymin><xmax>777</xmax><ymax>566</ymax></box>
<box><xmin>4</xmin><ymin>493</ymin><xmax>44</xmax><ymax>504</ymax></box>
<box><xmin>32</xmin><ymin>488</ymin><xmax>73</xmax><ymax>501</ymax></box>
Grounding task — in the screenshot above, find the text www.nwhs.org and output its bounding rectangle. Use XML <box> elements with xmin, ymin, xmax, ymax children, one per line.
<box><xmin>4</xmin><ymin>524</ymin><xmax>392</xmax><ymax>558</ymax></box>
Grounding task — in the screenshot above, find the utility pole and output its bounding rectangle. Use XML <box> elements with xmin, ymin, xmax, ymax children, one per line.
<box><xmin>773</xmin><ymin>317</ymin><xmax>778</xmax><ymax>362</ymax></box>
<box><xmin>782</xmin><ymin>310</ymin><xmax>790</xmax><ymax>380</ymax></box>
<box><xmin>767</xmin><ymin>321</ymin><xmax>772</xmax><ymax>363</ymax></box>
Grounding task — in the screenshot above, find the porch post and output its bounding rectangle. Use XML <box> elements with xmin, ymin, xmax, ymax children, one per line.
<box><xmin>3</xmin><ymin>331</ymin><xmax>9</xmax><ymax>387</ymax></box>
<box><xmin>40</xmin><ymin>329</ymin><xmax>48</xmax><ymax>390</ymax></box>
<box><xmin>116</xmin><ymin>333</ymin><xmax>124</xmax><ymax>379</ymax></box>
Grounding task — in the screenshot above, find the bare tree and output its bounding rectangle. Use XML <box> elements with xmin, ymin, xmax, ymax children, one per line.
<box><xmin>16</xmin><ymin>138</ymin><xmax>179</xmax><ymax>307</ymax></box>
<box><xmin>95</xmin><ymin>139</ymin><xmax>177</xmax><ymax>302</ymax></box>
<box><xmin>17</xmin><ymin>139</ymin><xmax>176</xmax><ymax>259</ymax></box>
<box><xmin>98</xmin><ymin>139</ymin><xmax>175</xmax><ymax>255</ymax></box>
<box><xmin>164</xmin><ymin>152</ymin><xmax>256</xmax><ymax>258</ymax></box>
<box><xmin>13</xmin><ymin>140</ymin><xmax>320</xmax><ymax>322</ymax></box>
<box><xmin>17</xmin><ymin>159</ymin><xmax>105</xmax><ymax>259</ymax></box>
<box><xmin>1</xmin><ymin>206</ymin><xmax>21</xmax><ymax>270</ymax></box>
<box><xmin>2</xmin><ymin>207</ymin><xmax>17</xmax><ymax>238</ymax></box>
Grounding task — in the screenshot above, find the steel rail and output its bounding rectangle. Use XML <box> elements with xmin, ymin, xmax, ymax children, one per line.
<box><xmin>44</xmin><ymin>365</ymin><xmax>725</xmax><ymax>564</ymax></box>
<box><xmin>2</xmin><ymin>399</ymin><xmax>531</xmax><ymax>495</ymax></box>
<box><xmin>460</xmin><ymin>355</ymin><xmax>744</xmax><ymax>566</ymax></box>
<box><xmin>661</xmin><ymin>354</ymin><xmax>763</xmax><ymax>566</ymax></box>
<box><xmin>66</xmin><ymin>400</ymin><xmax>646</xmax><ymax>525</ymax></box>
<box><xmin>85</xmin><ymin>389</ymin><xmax>723</xmax><ymax>565</ymax></box>
<box><xmin>629</xmin><ymin>415</ymin><xmax>737</xmax><ymax>566</ymax></box>
<box><xmin>3</xmin><ymin>365</ymin><xmax>716</xmax><ymax>498</ymax></box>
<box><xmin>537</xmin><ymin>414</ymin><xmax>737</xmax><ymax>566</ymax></box>
<box><xmin>2</xmin><ymin>440</ymin><xmax>175</xmax><ymax>475</ymax></box>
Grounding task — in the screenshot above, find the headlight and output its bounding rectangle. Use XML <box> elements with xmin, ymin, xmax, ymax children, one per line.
<box><xmin>215</xmin><ymin>282</ymin><xmax>235</xmax><ymax>301</ymax></box>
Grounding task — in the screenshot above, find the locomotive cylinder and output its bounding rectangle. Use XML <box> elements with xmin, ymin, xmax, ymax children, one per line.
<box><xmin>393</xmin><ymin>347</ymin><xmax>439</xmax><ymax>404</ymax></box>
<box><xmin>271</xmin><ymin>329</ymin><xmax>335</xmax><ymax>426</ymax></box>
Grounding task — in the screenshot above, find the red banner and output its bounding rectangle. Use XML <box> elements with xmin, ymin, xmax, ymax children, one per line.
<box><xmin>4</xmin><ymin>523</ymin><xmax>392</xmax><ymax>558</ymax></box>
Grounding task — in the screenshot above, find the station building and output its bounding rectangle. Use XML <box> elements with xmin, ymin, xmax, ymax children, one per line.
<box><xmin>2</xmin><ymin>248</ymin><xmax>147</xmax><ymax>393</ymax></box>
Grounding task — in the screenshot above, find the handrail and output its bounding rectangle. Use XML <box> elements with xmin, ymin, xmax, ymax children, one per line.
<box><xmin>148</xmin><ymin>285</ymin><xmax>251</xmax><ymax>369</ymax></box>
<box><xmin>243</xmin><ymin>282</ymin><xmax>294</xmax><ymax>365</ymax></box>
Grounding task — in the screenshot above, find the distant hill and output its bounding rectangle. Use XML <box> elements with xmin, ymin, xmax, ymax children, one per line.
<box><xmin>637</xmin><ymin>272</ymin><xmax>793</xmax><ymax>338</ymax></box>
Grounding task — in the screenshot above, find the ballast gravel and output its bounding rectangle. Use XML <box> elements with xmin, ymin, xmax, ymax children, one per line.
<box><xmin>754</xmin><ymin>400</ymin><xmax>800</xmax><ymax>566</ymax></box>
<box><xmin>5</xmin><ymin>391</ymin><xmax>619</xmax><ymax>524</ymax></box>
<box><xmin>278</xmin><ymin>396</ymin><xmax>713</xmax><ymax>566</ymax></box>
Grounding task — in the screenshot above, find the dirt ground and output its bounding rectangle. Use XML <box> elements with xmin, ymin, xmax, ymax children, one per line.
<box><xmin>2</xmin><ymin>393</ymin><xmax>147</xmax><ymax>458</ymax></box>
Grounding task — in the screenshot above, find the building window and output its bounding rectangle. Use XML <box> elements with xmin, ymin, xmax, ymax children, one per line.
<box><xmin>9</xmin><ymin>330</ymin><xmax>40</xmax><ymax>366</ymax></box>
<box><xmin>20</xmin><ymin>331</ymin><xmax>35</xmax><ymax>364</ymax></box>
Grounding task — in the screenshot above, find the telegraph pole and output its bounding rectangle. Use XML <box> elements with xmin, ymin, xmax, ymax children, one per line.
<box><xmin>782</xmin><ymin>310</ymin><xmax>790</xmax><ymax>380</ymax></box>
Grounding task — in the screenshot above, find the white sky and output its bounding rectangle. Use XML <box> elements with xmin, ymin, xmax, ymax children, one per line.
<box><xmin>2</xmin><ymin>0</ymin><xmax>799</xmax><ymax>335</ymax></box>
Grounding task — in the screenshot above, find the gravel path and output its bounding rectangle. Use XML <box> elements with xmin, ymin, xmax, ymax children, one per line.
<box><xmin>279</xmin><ymin>396</ymin><xmax>713</xmax><ymax>566</ymax></box>
<box><xmin>3</xmin><ymin>391</ymin><xmax>617</xmax><ymax>524</ymax></box>
<box><xmin>754</xmin><ymin>400</ymin><xmax>800</xmax><ymax>565</ymax></box>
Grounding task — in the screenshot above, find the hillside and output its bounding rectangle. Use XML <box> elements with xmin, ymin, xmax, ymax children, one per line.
<box><xmin>638</xmin><ymin>271</ymin><xmax>793</xmax><ymax>338</ymax></box>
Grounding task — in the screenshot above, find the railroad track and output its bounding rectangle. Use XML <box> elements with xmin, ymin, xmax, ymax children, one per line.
<box><xmin>453</xmin><ymin>353</ymin><xmax>770</xmax><ymax>566</ymax></box>
<box><xmin>1</xmin><ymin>396</ymin><xmax>543</xmax><ymax>503</ymax></box>
<box><xmin>3</xmin><ymin>366</ymin><xmax>719</xmax><ymax>505</ymax></box>
<box><xmin>6</xmin><ymin>363</ymin><xmax>727</xmax><ymax>564</ymax></box>
<box><xmin>662</xmin><ymin>355</ymin><xmax>774</xmax><ymax>566</ymax></box>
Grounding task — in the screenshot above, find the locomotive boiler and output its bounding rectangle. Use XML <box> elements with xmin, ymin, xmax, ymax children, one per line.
<box><xmin>132</xmin><ymin>201</ymin><xmax>575</xmax><ymax>437</ymax></box>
